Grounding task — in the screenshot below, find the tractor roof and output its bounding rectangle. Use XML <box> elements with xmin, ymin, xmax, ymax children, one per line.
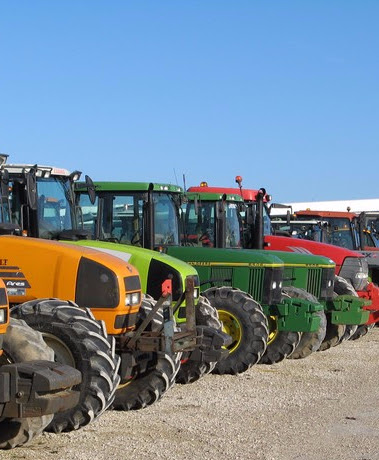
<box><xmin>81</xmin><ymin>181</ymin><xmax>183</xmax><ymax>194</ymax></box>
<box><xmin>295</xmin><ymin>210</ymin><xmax>356</xmax><ymax>220</ymax></box>
<box><xmin>186</xmin><ymin>191</ymin><xmax>243</xmax><ymax>203</ymax></box>
<box><xmin>188</xmin><ymin>185</ymin><xmax>269</xmax><ymax>202</ymax></box>
<box><xmin>2</xmin><ymin>163</ymin><xmax>73</xmax><ymax>178</ymax></box>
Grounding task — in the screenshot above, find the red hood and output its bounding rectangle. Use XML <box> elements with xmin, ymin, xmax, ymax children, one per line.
<box><xmin>265</xmin><ymin>235</ymin><xmax>363</xmax><ymax>272</ymax></box>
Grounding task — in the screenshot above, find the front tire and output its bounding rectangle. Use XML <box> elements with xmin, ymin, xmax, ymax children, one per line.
<box><xmin>282</xmin><ymin>286</ymin><xmax>327</xmax><ymax>360</ymax></box>
<box><xmin>0</xmin><ymin>318</ymin><xmax>54</xmax><ymax>449</ymax></box>
<box><xmin>176</xmin><ymin>295</ymin><xmax>222</xmax><ymax>384</ymax></box>
<box><xmin>202</xmin><ymin>286</ymin><xmax>268</xmax><ymax>375</ymax></box>
<box><xmin>11</xmin><ymin>299</ymin><xmax>120</xmax><ymax>433</ymax></box>
<box><xmin>350</xmin><ymin>323</ymin><xmax>375</xmax><ymax>340</ymax></box>
<box><xmin>113</xmin><ymin>296</ymin><xmax>181</xmax><ymax>410</ymax></box>
<box><xmin>333</xmin><ymin>275</ymin><xmax>358</xmax><ymax>343</ymax></box>
<box><xmin>259</xmin><ymin>318</ymin><xmax>301</xmax><ymax>364</ymax></box>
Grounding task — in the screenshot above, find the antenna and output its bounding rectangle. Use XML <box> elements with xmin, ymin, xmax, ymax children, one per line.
<box><xmin>173</xmin><ymin>168</ymin><xmax>179</xmax><ymax>186</ymax></box>
<box><xmin>182</xmin><ymin>173</ymin><xmax>187</xmax><ymax>191</ymax></box>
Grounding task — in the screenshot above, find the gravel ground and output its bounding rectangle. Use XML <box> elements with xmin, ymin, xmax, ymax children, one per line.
<box><xmin>2</xmin><ymin>328</ymin><xmax>379</xmax><ymax>460</ymax></box>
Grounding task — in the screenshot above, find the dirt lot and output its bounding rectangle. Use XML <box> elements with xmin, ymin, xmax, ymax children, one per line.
<box><xmin>2</xmin><ymin>328</ymin><xmax>379</xmax><ymax>460</ymax></box>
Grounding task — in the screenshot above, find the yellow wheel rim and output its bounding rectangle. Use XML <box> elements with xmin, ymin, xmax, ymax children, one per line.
<box><xmin>267</xmin><ymin>316</ymin><xmax>279</xmax><ymax>345</ymax></box>
<box><xmin>218</xmin><ymin>309</ymin><xmax>242</xmax><ymax>354</ymax></box>
<box><xmin>117</xmin><ymin>379</ymin><xmax>133</xmax><ymax>390</ymax></box>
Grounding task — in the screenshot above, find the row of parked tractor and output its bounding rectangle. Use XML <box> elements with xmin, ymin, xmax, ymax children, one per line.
<box><xmin>0</xmin><ymin>154</ymin><xmax>378</xmax><ymax>449</ymax></box>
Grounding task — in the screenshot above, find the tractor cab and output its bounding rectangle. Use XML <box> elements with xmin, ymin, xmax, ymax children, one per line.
<box><xmin>0</xmin><ymin>157</ymin><xmax>86</xmax><ymax>240</ymax></box>
<box><xmin>76</xmin><ymin>182</ymin><xmax>183</xmax><ymax>250</ymax></box>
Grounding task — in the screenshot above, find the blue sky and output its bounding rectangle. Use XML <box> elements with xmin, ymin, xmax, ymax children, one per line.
<box><xmin>1</xmin><ymin>1</ymin><xmax>378</xmax><ymax>202</ymax></box>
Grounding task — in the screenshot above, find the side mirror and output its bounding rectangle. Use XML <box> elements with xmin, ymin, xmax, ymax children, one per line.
<box><xmin>194</xmin><ymin>196</ymin><xmax>199</xmax><ymax>215</ymax></box>
<box><xmin>85</xmin><ymin>175</ymin><xmax>96</xmax><ymax>205</ymax></box>
<box><xmin>0</xmin><ymin>170</ymin><xmax>9</xmax><ymax>199</ymax></box>
<box><xmin>26</xmin><ymin>167</ymin><xmax>38</xmax><ymax>211</ymax></box>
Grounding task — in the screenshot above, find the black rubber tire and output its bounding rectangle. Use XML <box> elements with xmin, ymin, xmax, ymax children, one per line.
<box><xmin>112</xmin><ymin>296</ymin><xmax>181</xmax><ymax>410</ymax></box>
<box><xmin>0</xmin><ymin>318</ymin><xmax>54</xmax><ymax>449</ymax></box>
<box><xmin>318</xmin><ymin>316</ymin><xmax>346</xmax><ymax>351</ymax></box>
<box><xmin>176</xmin><ymin>295</ymin><xmax>222</xmax><ymax>384</ymax></box>
<box><xmin>259</xmin><ymin>293</ymin><xmax>301</xmax><ymax>364</ymax></box>
<box><xmin>350</xmin><ymin>323</ymin><xmax>375</xmax><ymax>341</ymax></box>
<box><xmin>202</xmin><ymin>286</ymin><xmax>268</xmax><ymax>375</ymax></box>
<box><xmin>10</xmin><ymin>299</ymin><xmax>120</xmax><ymax>433</ymax></box>
<box><xmin>282</xmin><ymin>286</ymin><xmax>328</xmax><ymax>360</ymax></box>
<box><xmin>333</xmin><ymin>275</ymin><xmax>359</xmax><ymax>343</ymax></box>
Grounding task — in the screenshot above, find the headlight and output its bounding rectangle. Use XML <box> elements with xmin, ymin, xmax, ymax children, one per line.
<box><xmin>320</xmin><ymin>267</ymin><xmax>335</xmax><ymax>300</ymax></box>
<box><xmin>339</xmin><ymin>257</ymin><xmax>369</xmax><ymax>292</ymax></box>
<box><xmin>76</xmin><ymin>257</ymin><xmax>119</xmax><ymax>308</ymax></box>
<box><xmin>263</xmin><ymin>267</ymin><xmax>284</xmax><ymax>305</ymax></box>
<box><xmin>194</xmin><ymin>288</ymin><xmax>199</xmax><ymax>299</ymax></box>
<box><xmin>125</xmin><ymin>292</ymin><xmax>141</xmax><ymax>306</ymax></box>
<box><xmin>0</xmin><ymin>308</ymin><xmax>6</xmax><ymax>324</ymax></box>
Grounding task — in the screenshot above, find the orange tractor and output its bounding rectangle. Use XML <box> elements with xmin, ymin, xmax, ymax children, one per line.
<box><xmin>0</xmin><ymin>278</ymin><xmax>82</xmax><ymax>448</ymax></box>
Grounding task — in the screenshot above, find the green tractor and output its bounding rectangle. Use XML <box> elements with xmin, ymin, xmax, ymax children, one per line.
<box><xmin>2</xmin><ymin>159</ymin><xmax>229</xmax><ymax>385</ymax></box>
<box><xmin>74</xmin><ymin>182</ymin><xmax>332</xmax><ymax>372</ymax></box>
<box><xmin>188</xmin><ymin>181</ymin><xmax>371</xmax><ymax>354</ymax></box>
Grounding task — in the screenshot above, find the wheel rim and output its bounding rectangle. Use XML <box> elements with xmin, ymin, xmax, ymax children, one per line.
<box><xmin>42</xmin><ymin>333</ymin><xmax>76</xmax><ymax>368</ymax></box>
<box><xmin>218</xmin><ymin>309</ymin><xmax>242</xmax><ymax>353</ymax></box>
<box><xmin>267</xmin><ymin>316</ymin><xmax>279</xmax><ymax>345</ymax></box>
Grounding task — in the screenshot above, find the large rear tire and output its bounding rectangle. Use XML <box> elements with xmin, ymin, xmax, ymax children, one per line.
<box><xmin>113</xmin><ymin>297</ymin><xmax>181</xmax><ymax>410</ymax></box>
<box><xmin>282</xmin><ymin>286</ymin><xmax>327</xmax><ymax>360</ymax></box>
<box><xmin>11</xmin><ymin>299</ymin><xmax>120</xmax><ymax>433</ymax></box>
<box><xmin>0</xmin><ymin>318</ymin><xmax>53</xmax><ymax>449</ymax></box>
<box><xmin>202</xmin><ymin>286</ymin><xmax>268</xmax><ymax>375</ymax></box>
<box><xmin>176</xmin><ymin>295</ymin><xmax>222</xmax><ymax>384</ymax></box>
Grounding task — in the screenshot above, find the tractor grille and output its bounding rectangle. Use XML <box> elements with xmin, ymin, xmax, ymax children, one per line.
<box><xmin>307</xmin><ymin>268</ymin><xmax>322</xmax><ymax>298</ymax></box>
<box><xmin>210</xmin><ymin>268</ymin><xmax>233</xmax><ymax>288</ymax></box>
<box><xmin>249</xmin><ymin>268</ymin><xmax>265</xmax><ymax>303</ymax></box>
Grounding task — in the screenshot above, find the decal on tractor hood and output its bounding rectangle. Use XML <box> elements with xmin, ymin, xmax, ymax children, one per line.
<box><xmin>0</xmin><ymin>265</ymin><xmax>31</xmax><ymax>296</ymax></box>
<box><xmin>88</xmin><ymin>247</ymin><xmax>133</xmax><ymax>264</ymax></box>
<box><xmin>287</xmin><ymin>246</ymin><xmax>314</xmax><ymax>255</ymax></box>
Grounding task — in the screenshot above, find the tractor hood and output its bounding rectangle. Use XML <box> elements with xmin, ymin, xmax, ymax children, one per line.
<box><xmin>265</xmin><ymin>235</ymin><xmax>364</xmax><ymax>271</ymax></box>
<box><xmin>166</xmin><ymin>246</ymin><xmax>284</xmax><ymax>267</ymax></box>
<box><xmin>71</xmin><ymin>240</ymin><xmax>200</xmax><ymax>304</ymax></box>
<box><xmin>263</xmin><ymin>249</ymin><xmax>335</xmax><ymax>269</ymax></box>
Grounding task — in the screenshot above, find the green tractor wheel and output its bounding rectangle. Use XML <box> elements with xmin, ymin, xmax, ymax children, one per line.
<box><xmin>202</xmin><ymin>286</ymin><xmax>268</xmax><ymax>375</ymax></box>
<box><xmin>282</xmin><ymin>286</ymin><xmax>327</xmax><ymax>360</ymax></box>
<box><xmin>258</xmin><ymin>310</ymin><xmax>301</xmax><ymax>365</ymax></box>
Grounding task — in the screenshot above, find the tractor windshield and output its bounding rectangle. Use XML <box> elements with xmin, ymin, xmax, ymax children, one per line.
<box><xmin>78</xmin><ymin>190</ymin><xmax>180</xmax><ymax>247</ymax></box>
<box><xmin>225</xmin><ymin>202</ymin><xmax>242</xmax><ymax>248</ymax></box>
<box><xmin>6</xmin><ymin>176</ymin><xmax>77</xmax><ymax>239</ymax></box>
<box><xmin>296</xmin><ymin>216</ymin><xmax>355</xmax><ymax>250</ymax></box>
<box><xmin>152</xmin><ymin>192</ymin><xmax>180</xmax><ymax>246</ymax></box>
<box><xmin>35</xmin><ymin>177</ymin><xmax>75</xmax><ymax>238</ymax></box>
<box><xmin>182</xmin><ymin>200</ymin><xmax>216</xmax><ymax>247</ymax></box>
<box><xmin>271</xmin><ymin>220</ymin><xmax>324</xmax><ymax>242</ymax></box>
<box><xmin>241</xmin><ymin>203</ymin><xmax>273</xmax><ymax>237</ymax></box>
<box><xmin>182</xmin><ymin>199</ymin><xmax>242</xmax><ymax>248</ymax></box>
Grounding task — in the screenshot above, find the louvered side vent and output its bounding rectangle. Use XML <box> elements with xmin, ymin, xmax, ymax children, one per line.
<box><xmin>249</xmin><ymin>268</ymin><xmax>264</xmax><ymax>303</ymax></box>
<box><xmin>210</xmin><ymin>268</ymin><xmax>233</xmax><ymax>288</ymax></box>
<box><xmin>307</xmin><ymin>268</ymin><xmax>322</xmax><ymax>298</ymax></box>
